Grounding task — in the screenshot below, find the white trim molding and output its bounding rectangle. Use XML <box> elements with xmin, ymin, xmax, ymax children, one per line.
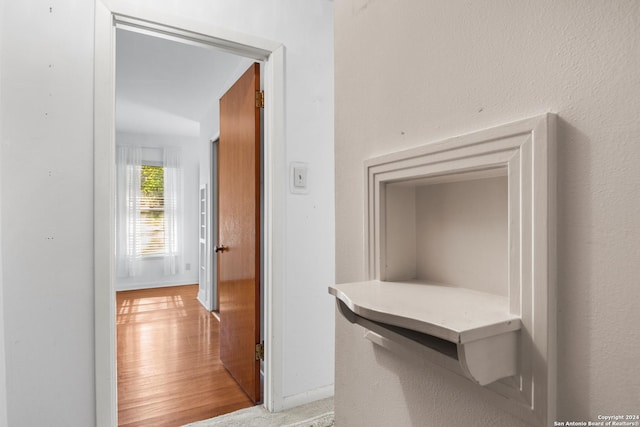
<box><xmin>360</xmin><ymin>114</ymin><xmax>556</xmax><ymax>426</ymax></box>
<box><xmin>280</xmin><ymin>384</ymin><xmax>335</xmax><ymax>412</ymax></box>
<box><xmin>94</xmin><ymin>1</ymin><xmax>286</xmax><ymax>424</ymax></box>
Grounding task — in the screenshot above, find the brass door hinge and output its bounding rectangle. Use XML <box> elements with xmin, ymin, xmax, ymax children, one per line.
<box><xmin>256</xmin><ymin>90</ymin><xmax>264</xmax><ymax>108</ymax></box>
<box><xmin>255</xmin><ymin>341</ymin><xmax>264</xmax><ymax>361</ymax></box>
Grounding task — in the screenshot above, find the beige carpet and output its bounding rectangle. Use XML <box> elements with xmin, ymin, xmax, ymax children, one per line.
<box><xmin>183</xmin><ymin>397</ymin><xmax>334</xmax><ymax>427</ymax></box>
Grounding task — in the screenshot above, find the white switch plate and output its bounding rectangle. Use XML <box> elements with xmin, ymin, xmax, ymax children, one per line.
<box><xmin>290</xmin><ymin>162</ymin><xmax>309</xmax><ymax>194</ymax></box>
<box><xmin>293</xmin><ymin>166</ymin><xmax>307</xmax><ymax>188</ymax></box>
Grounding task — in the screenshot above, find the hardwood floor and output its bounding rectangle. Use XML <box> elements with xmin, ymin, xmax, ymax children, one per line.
<box><xmin>117</xmin><ymin>285</ymin><xmax>254</xmax><ymax>427</ymax></box>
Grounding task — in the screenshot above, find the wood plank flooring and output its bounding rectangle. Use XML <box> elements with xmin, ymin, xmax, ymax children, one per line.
<box><xmin>117</xmin><ymin>285</ymin><xmax>254</xmax><ymax>427</ymax></box>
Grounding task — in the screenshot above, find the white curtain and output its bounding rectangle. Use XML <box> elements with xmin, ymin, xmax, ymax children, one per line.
<box><xmin>116</xmin><ymin>146</ymin><xmax>142</xmax><ymax>278</ymax></box>
<box><xmin>163</xmin><ymin>147</ymin><xmax>183</xmax><ymax>276</ymax></box>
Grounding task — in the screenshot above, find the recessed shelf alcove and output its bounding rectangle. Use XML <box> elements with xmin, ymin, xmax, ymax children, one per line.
<box><xmin>330</xmin><ymin>114</ymin><xmax>556</xmax><ymax>426</ymax></box>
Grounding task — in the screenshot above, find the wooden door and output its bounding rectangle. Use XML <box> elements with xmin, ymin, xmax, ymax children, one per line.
<box><xmin>217</xmin><ymin>63</ymin><xmax>261</xmax><ymax>403</ymax></box>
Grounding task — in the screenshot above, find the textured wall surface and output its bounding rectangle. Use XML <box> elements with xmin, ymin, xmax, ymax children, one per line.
<box><xmin>335</xmin><ymin>0</ymin><xmax>640</xmax><ymax>425</ymax></box>
<box><xmin>0</xmin><ymin>2</ymin><xmax>7</xmax><ymax>425</ymax></box>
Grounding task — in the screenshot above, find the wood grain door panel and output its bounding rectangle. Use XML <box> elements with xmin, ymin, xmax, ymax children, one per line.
<box><xmin>218</xmin><ymin>62</ymin><xmax>261</xmax><ymax>403</ymax></box>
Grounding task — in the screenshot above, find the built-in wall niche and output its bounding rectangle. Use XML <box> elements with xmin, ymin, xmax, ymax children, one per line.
<box><xmin>384</xmin><ymin>169</ymin><xmax>508</xmax><ymax>297</ymax></box>
<box><xmin>330</xmin><ymin>114</ymin><xmax>556</xmax><ymax>426</ymax></box>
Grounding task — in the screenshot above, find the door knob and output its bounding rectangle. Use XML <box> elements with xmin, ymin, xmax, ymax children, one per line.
<box><xmin>214</xmin><ymin>244</ymin><xmax>227</xmax><ymax>253</ymax></box>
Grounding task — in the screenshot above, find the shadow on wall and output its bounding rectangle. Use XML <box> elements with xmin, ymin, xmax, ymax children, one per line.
<box><xmin>370</xmin><ymin>338</ymin><xmax>524</xmax><ymax>426</ymax></box>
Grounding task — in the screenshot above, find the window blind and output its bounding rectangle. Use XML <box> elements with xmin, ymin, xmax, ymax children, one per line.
<box><xmin>137</xmin><ymin>165</ymin><xmax>165</xmax><ymax>255</ymax></box>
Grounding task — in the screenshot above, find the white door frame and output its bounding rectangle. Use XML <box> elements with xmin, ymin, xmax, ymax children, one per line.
<box><xmin>94</xmin><ymin>1</ymin><xmax>286</xmax><ymax>425</ymax></box>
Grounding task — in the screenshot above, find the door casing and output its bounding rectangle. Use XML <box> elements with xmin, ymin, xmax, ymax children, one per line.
<box><xmin>94</xmin><ymin>1</ymin><xmax>286</xmax><ymax>425</ymax></box>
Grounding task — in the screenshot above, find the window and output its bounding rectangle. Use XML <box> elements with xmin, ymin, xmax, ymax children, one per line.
<box><xmin>116</xmin><ymin>145</ymin><xmax>182</xmax><ymax>278</ymax></box>
<box><xmin>138</xmin><ymin>164</ymin><xmax>165</xmax><ymax>255</ymax></box>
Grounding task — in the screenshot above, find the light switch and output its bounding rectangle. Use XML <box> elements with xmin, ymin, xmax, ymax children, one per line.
<box><xmin>290</xmin><ymin>162</ymin><xmax>309</xmax><ymax>194</ymax></box>
<box><xmin>293</xmin><ymin>166</ymin><xmax>307</xmax><ymax>188</ymax></box>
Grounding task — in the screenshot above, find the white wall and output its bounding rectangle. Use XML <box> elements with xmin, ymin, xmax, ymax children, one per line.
<box><xmin>415</xmin><ymin>177</ymin><xmax>508</xmax><ymax>296</ymax></box>
<box><xmin>335</xmin><ymin>1</ymin><xmax>640</xmax><ymax>425</ymax></box>
<box><xmin>0</xmin><ymin>1</ymin><xmax>8</xmax><ymax>424</ymax></box>
<box><xmin>116</xmin><ymin>133</ymin><xmax>200</xmax><ymax>291</ymax></box>
<box><xmin>384</xmin><ymin>177</ymin><xmax>508</xmax><ymax>295</ymax></box>
<box><xmin>1</xmin><ymin>2</ymin><xmax>95</xmax><ymax>426</ymax></box>
<box><xmin>0</xmin><ymin>1</ymin><xmax>96</xmax><ymax>425</ymax></box>
<box><xmin>0</xmin><ymin>0</ymin><xmax>334</xmax><ymax>425</ymax></box>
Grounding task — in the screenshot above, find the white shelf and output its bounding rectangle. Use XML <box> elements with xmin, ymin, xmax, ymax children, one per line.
<box><xmin>329</xmin><ymin>280</ymin><xmax>520</xmax><ymax>344</ymax></box>
<box><xmin>330</xmin><ymin>280</ymin><xmax>522</xmax><ymax>386</ymax></box>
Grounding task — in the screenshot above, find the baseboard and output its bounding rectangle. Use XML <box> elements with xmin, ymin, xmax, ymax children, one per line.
<box><xmin>197</xmin><ymin>291</ymin><xmax>211</xmax><ymax>311</ymax></box>
<box><xmin>279</xmin><ymin>384</ymin><xmax>334</xmax><ymax>411</ymax></box>
<box><xmin>115</xmin><ymin>281</ymin><xmax>197</xmax><ymax>292</ymax></box>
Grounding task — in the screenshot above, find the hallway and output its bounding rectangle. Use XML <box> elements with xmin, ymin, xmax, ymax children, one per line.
<box><xmin>116</xmin><ymin>285</ymin><xmax>253</xmax><ymax>426</ymax></box>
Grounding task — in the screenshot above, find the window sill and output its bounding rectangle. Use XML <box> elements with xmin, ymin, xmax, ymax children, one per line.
<box><xmin>138</xmin><ymin>254</ymin><xmax>168</xmax><ymax>260</ymax></box>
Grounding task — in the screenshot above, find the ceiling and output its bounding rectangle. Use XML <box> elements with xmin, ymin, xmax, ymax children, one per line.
<box><xmin>116</xmin><ymin>28</ymin><xmax>251</xmax><ymax>137</ymax></box>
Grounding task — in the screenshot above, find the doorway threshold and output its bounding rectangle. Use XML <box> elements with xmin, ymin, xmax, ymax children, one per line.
<box><xmin>183</xmin><ymin>397</ymin><xmax>334</xmax><ymax>427</ymax></box>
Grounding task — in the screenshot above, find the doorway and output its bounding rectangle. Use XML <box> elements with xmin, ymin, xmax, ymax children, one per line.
<box><xmin>94</xmin><ymin>3</ymin><xmax>286</xmax><ymax>426</ymax></box>
<box><xmin>114</xmin><ymin>28</ymin><xmax>262</xmax><ymax>424</ymax></box>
